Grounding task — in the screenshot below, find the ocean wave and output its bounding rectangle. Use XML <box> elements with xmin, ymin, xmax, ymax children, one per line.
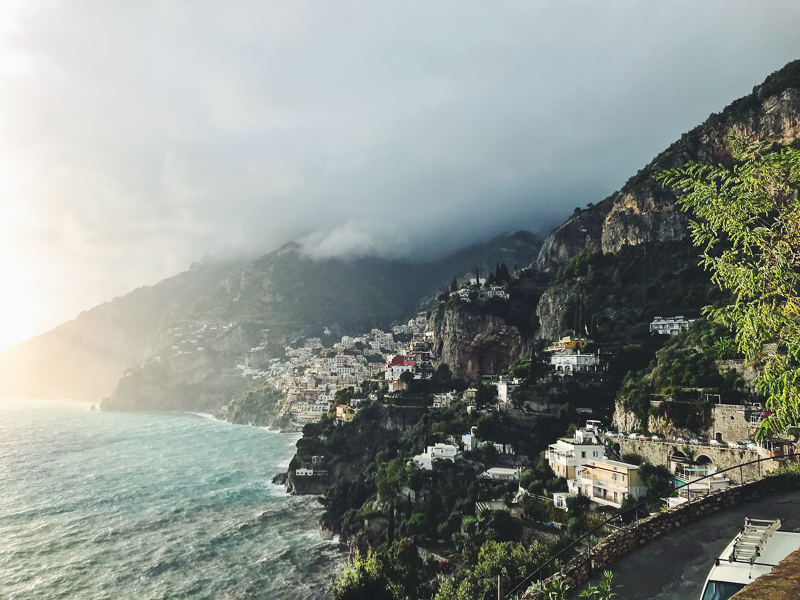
<box><xmin>0</xmin><ymin>403</ymin><xmax>341</xmax><ymax>600</ymax></box>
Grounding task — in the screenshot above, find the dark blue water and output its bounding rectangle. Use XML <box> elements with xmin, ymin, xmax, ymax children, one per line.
<box><xmin>0</xmin><ymin>398</ymin><xmax>343</xmax><ymax>599</ymax></box>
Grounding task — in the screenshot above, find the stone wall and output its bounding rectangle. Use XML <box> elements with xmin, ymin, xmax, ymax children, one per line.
<box><xmin>711</xmin><ymin>404</ymin><xmax>758</xmax><ymax>443</ymax></box>
<box><xmin>616</xmin><ymin>438</ymin><xmax>778</xmax><ymax>483</ymax></box>
<box><xmin>521</xmin><ymin>475</ymin><xmax>799</xmax><ymax>599</ymax></box>
<box><xmin>613</xmin><ymin>400</ymin><xmax>760</xmax><ymax>443</ymax></box>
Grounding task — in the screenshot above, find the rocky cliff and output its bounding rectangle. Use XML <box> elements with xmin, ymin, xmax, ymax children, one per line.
<box><xmin>431</xmin><ymin>301</ymin><xmax>526</xmax><ymax>380</ymax></box>
<box><xmin>535</xmin><ymin>285</ymin><xmax>584</xmax><ymax>342</ymax></box>
<box><xmin>536</xmin><ymin>60</ymin><xmax>800</xmax><ymax>273</ymax></box>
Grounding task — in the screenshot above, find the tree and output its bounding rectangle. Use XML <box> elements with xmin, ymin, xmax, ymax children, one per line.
<box><xmin>434</xmin><ymin>539</ymin><xmax>550</xmax><ymax>600</ymax></box>
<box><xmin>535</xmin><ymin>571</ymin><xmax>615</xmax><ymax>600</ymax></box>
<box><xmin>451</xmin><ymin>277</ymin><xmax>458</xmax><ymax>292</ymax></box>
<box><xmin>474</xmin><ymin>383</ymin><xmax>498</xmax><ymax>408</ymax></box>
<box><xmin>529</xmin><ymin>343</ymin><xmax>548</xmax><ymax>381</ymax></box>
<box><xmin>638</xmin><ymin>462</ymin><xmax>674</xmax><ymax>502</ymax></box>
<box><xmin>658</xmin><ymin>137</ymin><xmax>800</xmax><ymax>438</ymax></box>
<box><xmin>387</xmin><ymin>501</ymin><xmax>395</xmax><ymax>545</ymax></box>
<box><xmin>331</xmin><ymin>542</ymin><xmax>430</xmax><ymax>600</ymax></box>
<box><xmin>498</xmin><ymin>262</ymin><xmax>510</xmax><ymax>282</ymax></box>
<box><xmin>399</xmin><ymin>369</ymin><xmax>415</xmax><ymax>387</ymax></box>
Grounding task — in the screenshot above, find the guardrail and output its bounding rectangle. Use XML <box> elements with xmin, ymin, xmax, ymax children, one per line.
<box><xmin>504</xmin><ymin>455</ymin><xmax>787</xmax><ymax>599</ymax></box>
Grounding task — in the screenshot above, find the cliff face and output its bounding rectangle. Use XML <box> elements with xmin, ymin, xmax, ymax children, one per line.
<box><xmin>535</xmin><ymin>286</ymin><xmax>584</xmax><ymax>341</ymax></box>
<box><xmin>536</xmin><ymin>61</ymin><xmax>800</xmax><ymax>273</ymax></box>
<box><xmin>432</xmin><ymin>302</ymin><xmax>526</xmax><ymax>380</ymax></box>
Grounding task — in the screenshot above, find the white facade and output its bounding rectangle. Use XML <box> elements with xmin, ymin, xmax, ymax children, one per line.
<box><xmin>496</xmin><ymin>377</ymin><xmax>523</xmax><ymax>403</ymax></box>
<box><xmin>550</xmin><ymin>352</ymin><xmax>602</xmax><ymax>373</ymax></box>
<box><xmin>412</xmin><ymin>443</ymin><xmax>459</xmax><ymax>470</ymax></box>
<box><xmin>545</xmin><ymin>429</ymin><xmax>605</xmax><ymax>479</ymax></box>
<box><xmin>432</xmin><ymin>392</ymin><xmax>455</xmax><ymax>409</ymax></box>
<box><xmin>479</xmin><ymin>467</ymin><xmax>521</xmax><ymax>481</ymax></box>
<box><xmin>650</xmin><ymin>315</ymin><xmax>696</xmax><ymax>335</ymax></box>
<box><xmin>553</xmin><ymin>492</ymin><xmax>575</xmax><ymax>511</ymax></box>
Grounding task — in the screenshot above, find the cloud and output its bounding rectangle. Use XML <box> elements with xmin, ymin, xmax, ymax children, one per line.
<box><xmin>1</xmin><ymin>0</ymin><xmax>800</xmax><ymax>341</ymax></box>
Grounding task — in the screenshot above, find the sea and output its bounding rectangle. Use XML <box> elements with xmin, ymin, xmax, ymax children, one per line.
<box><xmin>0</xmin><ymin>397</ymin><xmax>345</xmax><ymax>599</ymax></box>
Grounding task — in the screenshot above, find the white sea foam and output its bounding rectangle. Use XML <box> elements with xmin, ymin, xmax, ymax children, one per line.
<box><xmin>185</xmin><ymin>411</ymin><xmax>218</xmax><ymax>421</ymax></box>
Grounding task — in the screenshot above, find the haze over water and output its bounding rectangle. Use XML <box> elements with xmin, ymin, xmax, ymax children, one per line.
<box><xmin>0</xmin><ymin>398</ymin><xmax>342</xmax><ymax>599</ymax></box>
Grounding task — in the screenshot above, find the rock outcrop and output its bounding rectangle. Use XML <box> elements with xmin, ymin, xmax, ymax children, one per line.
<box><xmin>535</xmin><ymin>61</ymin><xmax>800</xmax><ymax>273</ymax></box>
<box><xmin>535</xmin><ymin>285</ymin><xmax>583</xmax><ymax>341</ymax></box>
<box><xmin>431</xmin><ymin>302</ymin><xmax>526</xmax><ymax>380</ymax></box>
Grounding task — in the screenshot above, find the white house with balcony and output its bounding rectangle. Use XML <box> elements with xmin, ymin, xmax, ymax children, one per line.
<box><xmin>550</xmin><ymin>352</ymin><xmax>602</xmax><ymax>374</ymax></box>
<box><xmin>412</xmin><ymin>443</ymin><xmax>459</xmax><ymax>471</ymax></box>
<box><xmin>545</xmin><ymin>428</ymin><xmax>606</xmax><ymax>480</ymax></box>
<box><xmin>649</xmin><ymin>315</ymin><xmax>696</xmax><ymax>335</ymax></box>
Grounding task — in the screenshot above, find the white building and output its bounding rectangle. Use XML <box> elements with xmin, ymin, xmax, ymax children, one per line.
<box><xmin>432</xmin><ymin>392</ymin><xmax>455</xmax><ymax>409</ymax></box>
<box><xmin>386</xmin><ymin>355</ymin><xmax>415</xmax><ymax>381</ymax></box>
<box><xmin>412</xmin><ymin>443</ymin><xmax>459</xmax><ymax>470</ymax></box>
<box><xmin>550</xmin><ymin>352</ymin><xmax>602</xmax><ymax>374</ymax></box>
<box><xmin>479</xmin><ymin>467</ymin><xmax>521</xmax><ymax>481</ymax></box>
<box><xmin>496</xmin><ymin>377</ymin><xmax>523</xmax><ymax>403</ymax></box>
<box><xmin>650</xmin><ymin>315</ymin><xmax>696</xmax><ymax>335</ymax></box>
<box><xmin>552</xmin><ymin>492</ymin><xmax>574</xmax><ymax>511</ymax></box>
<box><xmin>545</xmin><ymin>429</ymin><xmax>606</xmax><ymax>479</ymax></box>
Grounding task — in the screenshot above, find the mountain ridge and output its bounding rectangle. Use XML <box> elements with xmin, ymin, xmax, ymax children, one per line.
<box><xmin>0</xmin><ymin>231</ymin><xmax>540</xmax><ymax>403</ymax></box>
<box><xmin>535</xmin><ymin>59</ymin><xmax>800</xmax><ymax>272</ymax></box>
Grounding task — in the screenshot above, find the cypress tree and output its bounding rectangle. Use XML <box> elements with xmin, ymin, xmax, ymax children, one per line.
<box><xmin>499</xmin><ymin>263</ymin><xmax>510</xmax><ymax>282</ymax></box>
<box><xmin>387</xmin><ymin>501</ymin><xmax>395</xmax><ymax>544</ymax></box>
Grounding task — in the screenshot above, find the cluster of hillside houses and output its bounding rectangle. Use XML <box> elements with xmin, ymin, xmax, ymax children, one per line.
<box><xmin>236</xmin><ymin>310</ymin><xmax>698</xmax><ymax>432</ymax></box>
<box><xmin>283</xmin><ymin>309</ymin><xmax>795</xmax><ymax>520</ymax></box>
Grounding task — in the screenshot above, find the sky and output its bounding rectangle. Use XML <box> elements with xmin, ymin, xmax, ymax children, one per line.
<box><xmin>1</xmin><ymin>1</ymin><xmax>800</xmax><ymax>350</ymax></box>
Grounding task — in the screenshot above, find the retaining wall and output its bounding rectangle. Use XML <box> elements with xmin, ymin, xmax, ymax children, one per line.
<box><xmin>617</xmin><ymin>438</ymin><xmax>778</xmax><ymax>483</ymax></box>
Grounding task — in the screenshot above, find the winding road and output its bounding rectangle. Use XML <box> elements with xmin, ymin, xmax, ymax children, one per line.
<box><xmin>595</xmin><ymin>490</ymin><xmax>800</xmax><ymax>599</ymax></box>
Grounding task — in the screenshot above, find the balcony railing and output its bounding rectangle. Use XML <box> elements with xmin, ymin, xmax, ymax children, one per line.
<box><xmin>576</xmin><ymin>474</ymin><xmax>628</xmax><ymax>491</ymax></box>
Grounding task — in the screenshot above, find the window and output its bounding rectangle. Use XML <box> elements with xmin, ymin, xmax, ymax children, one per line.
<box><xmin>581</xmin><ymin>451</ymin><xmax>586</xmax><ymax>458</ymax></box>
<box><xmin>701</xmin><ymin>581</ymin><xmax>746</xmax><ymax>600</ymax></box>
<box><xmin>593</xmin><ymin>451</ymin><xmax>598</xmax><ymax>457</ymax></box>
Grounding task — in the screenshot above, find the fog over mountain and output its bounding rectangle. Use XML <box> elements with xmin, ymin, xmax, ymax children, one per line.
<box><xmin>1</xmin><ymin>1</ymin><xmax>800</xmax><ymax>345</ymax></box>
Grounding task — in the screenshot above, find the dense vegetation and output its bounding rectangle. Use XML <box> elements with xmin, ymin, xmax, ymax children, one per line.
<box><xmin>659</xmin><ymin>137</ymin><xmax>800</xmax><ymax>440</ymax></box>
<box><xmin>617</xmin><ymin>319</ymin><xmax>746</xmax><ymax>430</ymax></box>
<box><xmin>289</xmin><ymin>372</ymin><xmax>618</xmax><ymax>599</ymax></box>
<box><xmin>550</xmin><ymin>239</ymin><xmax>729</xmax><ymax>343</ymax></box>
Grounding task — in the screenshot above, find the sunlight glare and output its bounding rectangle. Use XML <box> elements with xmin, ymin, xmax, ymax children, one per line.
<box><xmin>0</xmin><ymin>241</ymin><xmax>33</xmax><ymax>351</ymax></box>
